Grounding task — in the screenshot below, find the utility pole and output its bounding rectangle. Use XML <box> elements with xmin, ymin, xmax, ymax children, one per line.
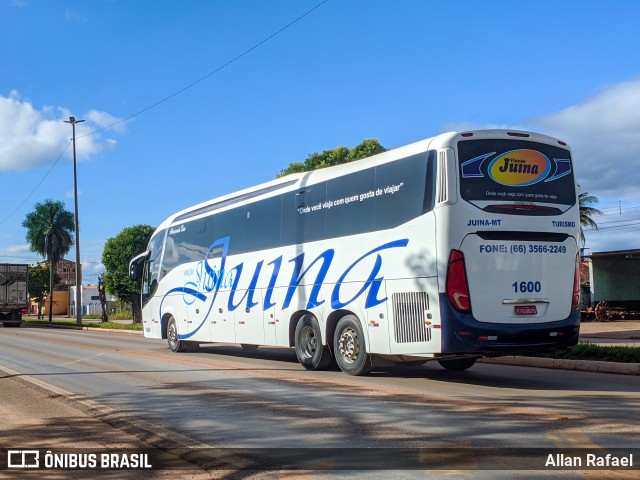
<box><xmin>64</xmin><ymin>116</ymin><xmax>85</xmax><ymax>326</ymax></box>
<box><xmin>47</xmin><ymin>235</ymin><xmax>53</xmax><ymax>322</ymax></box>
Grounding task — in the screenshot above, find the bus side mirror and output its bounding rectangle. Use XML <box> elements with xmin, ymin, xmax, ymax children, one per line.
<box><xmin>129</xmin><ymin>250</ymin><xmax>150</xmax><ymax>281</ymax></box>
<box><xmin>129</xmin><ymin>264</ymin><xmax>139</xmax><ymax>280</ymax></box>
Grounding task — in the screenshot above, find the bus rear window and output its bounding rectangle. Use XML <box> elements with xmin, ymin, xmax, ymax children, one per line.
<box><xmin>457</xmin><ymin>139</ymin><xmax>576</xmax><ymax>213</ymax></box>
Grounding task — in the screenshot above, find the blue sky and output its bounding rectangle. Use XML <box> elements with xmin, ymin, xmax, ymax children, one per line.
<box><xmin>1</xmin><ymin>0</ymin><xmax>639</xmax><ymax>284</ymax></box>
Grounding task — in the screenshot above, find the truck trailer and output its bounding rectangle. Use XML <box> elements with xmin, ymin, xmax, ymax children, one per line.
<box><xmin>0</xmin><ymin>263</ymin><xmax>29</xmax><ymax>327</ymax></box>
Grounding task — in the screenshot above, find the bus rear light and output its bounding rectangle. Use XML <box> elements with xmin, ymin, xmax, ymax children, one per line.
<box><xmin>507</xmin><ymin>132</ymin><xmax>530</xmax><ymax>137</ymax></box>
<box><xmin>488</xmin><ymin>204</ymin><xmax>557</xmax><ymax>212</ymax></box>
<box><xmin>20</xmin><ymin>308</ymin><xmax>28</xmax><ymax>314</ymax></box>
<box><xmin>558</xmin><ymin>140</ymin><xmax>567</xmax><ymax>146</ymax></box>
<box><xmin>461</xmin><ymin>132</ymin><xmax>474</xmax><ymax>137</ymax></box>
<box><xmin>446</xmin><ymin>250</ymin><xmax>471</xmax><ymax>313</ymax></box>
<box><xmin>572</xmin><ymin>255</ymin><xmax>580</xmax><ymax>311</ymax></box>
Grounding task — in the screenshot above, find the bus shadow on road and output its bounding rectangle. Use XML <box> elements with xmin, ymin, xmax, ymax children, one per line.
<box><xmin>372</xmin><ymin>362</ymin><xmax>640</xmax><ymax>393</ymax></box>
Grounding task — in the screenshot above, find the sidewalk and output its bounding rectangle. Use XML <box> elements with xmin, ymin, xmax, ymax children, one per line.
<box><xmin>481</xmin><ymin>320</ymin><xmax>640</xmax><ymax>375</ymax></box>
<box><xmin>579</xmin><ymin>320</ymin><xmax>640</xmax><ymax>340</ymax></box>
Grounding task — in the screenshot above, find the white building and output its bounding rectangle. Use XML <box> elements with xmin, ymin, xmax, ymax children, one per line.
<box><xmin>69</xmin><ymin>285</ymin><xmax>117</xmax><ymax>316</ymax></box>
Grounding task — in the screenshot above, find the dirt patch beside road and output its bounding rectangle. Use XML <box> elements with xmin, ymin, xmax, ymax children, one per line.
<box><xmin>0</xmin><ymin>370</ymin><xmax>252</xmax><ymax>479</ymax></box>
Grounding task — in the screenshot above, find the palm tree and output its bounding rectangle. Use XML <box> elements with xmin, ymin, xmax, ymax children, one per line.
<box><xmin>23</xmin><ymin>200</ymin><xmax>75</xmax><ymax>322</ymax></box>
<box><xmin>578</xmin><ymin>185</ymin><xmax>603</xmax><ymax>246</ymax></box>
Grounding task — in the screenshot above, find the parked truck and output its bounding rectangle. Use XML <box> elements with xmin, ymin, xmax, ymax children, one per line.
<box><xmin>0</xmin><ymin>263</ymin><xmax>29</xmax><ymax>327</ymax></box>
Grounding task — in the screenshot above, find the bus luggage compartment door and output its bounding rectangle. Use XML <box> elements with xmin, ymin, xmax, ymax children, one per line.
<box><xmin>460</xmin><ymin>233</ymin><xmax>578</xmax><ymax>324</ymax></box>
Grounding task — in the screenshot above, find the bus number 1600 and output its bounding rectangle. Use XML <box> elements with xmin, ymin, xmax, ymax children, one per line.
<box><xmin>512</xmin><ymin>281</ymin><xmax>542</xmax><ymax>293</ymax></box>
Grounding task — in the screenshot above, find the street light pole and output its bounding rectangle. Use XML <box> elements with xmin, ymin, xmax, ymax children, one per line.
<box><xmin>64</xmin><ymin>116</ymin><xmax>85</xmax><ymax>326</ymax></box>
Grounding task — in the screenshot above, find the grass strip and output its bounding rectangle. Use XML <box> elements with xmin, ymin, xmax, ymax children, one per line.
<box><xmin>23</xmin><ymin>319</ymin><xmax>142</xmax><ymax>331</ymax></box>
<box><xmin>534</xmin><ymin>342</ymin><xmax>640</xmax><ymax>363</ymax></box>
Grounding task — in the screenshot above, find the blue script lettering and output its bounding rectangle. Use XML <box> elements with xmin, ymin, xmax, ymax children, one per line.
<box><xmin>283</xmin><ymin>249</ymin><xmax>334</xmax><ymax>310</ymax></box>
<box><xmin>331</xmin><ymin>239</ymin><xmax>409</xmax><ymax>309</ymax></box>
<box><xmin>169</xmin><ymin>236</ymin><xmax>409</xmax><ymax>340</ymax></box>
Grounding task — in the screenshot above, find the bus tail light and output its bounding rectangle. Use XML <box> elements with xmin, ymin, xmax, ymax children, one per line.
<box><xmin>572</xmin><ymin>255</ymin><xmax>580</xmax><ymax>311</ymax></box>
<box><xmin>446</xmin><ymin>250</ymin><xmax>471</xmax><ymax>313</ymax></box>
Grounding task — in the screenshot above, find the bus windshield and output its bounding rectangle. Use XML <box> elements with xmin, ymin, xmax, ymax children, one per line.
<box><xmin>457</xmin><ymin>138</ymin><xmax>576</xmax><ymax>214</ymax></box>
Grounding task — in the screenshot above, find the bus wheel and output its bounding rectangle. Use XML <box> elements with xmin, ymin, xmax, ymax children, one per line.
<box><xmin>241</xmin><ymin>344</ymin><xmax>258</xmax><ymax>351</ymax></box>
<box><xmin>334</xmin><ymin>315</ymin><xmax>372</xmax><ymax>376</ymax></box>
<box><xmin>167</xmin><ymin>317</ymin><xmax>186</xmax><ymax>353</ymax></box>
<box><xmin>294</xmin><ymin>314</ymin><xmax>332</xmax><ymax>371</ymax></box>
<box><xmin>438</xmin><ymin>358</ymin><xmax>477</xmax><ymax>371</ymax></box>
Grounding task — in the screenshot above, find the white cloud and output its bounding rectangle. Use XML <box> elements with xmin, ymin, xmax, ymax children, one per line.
<box><xmin>64</xmin><ymin>9</ymin><xmax>87</xmax><ymax>23</ymax></box>
<box><xmin>443</xmin><ymin>79</ymin><xmax>640</xmax><ymax>253</ymax></box>
<box><xmin>0</xmin><ymin>91</ymin><xmax>124</xmax><ymax>172</ymax></box>
<box><xmin>85</xmin><ymin>110</ymin><xmax>127</xmax><ymax>133</ymax></box>
<box><xmin>81</xmin><ymin>258</ymin><xmax>105</xmax><ymax>285</ymax></box>
<box><xmin>444</xmin><ymin>79</ymin><xmax>640</xmax><ymax>198</ymax></box>
<box><xmin>3</xmin><ymin>244</ymin><xmax>31</xmax><ymax>253</ymax></box>
<box><xmin>528</xmin><ymin>79</ymin><xmax>640</xmax><ymax>197</ymax></box>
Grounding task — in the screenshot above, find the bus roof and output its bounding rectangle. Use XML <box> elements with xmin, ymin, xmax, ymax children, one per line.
<box><xmin>156</xmin><ymin>129</ymin><xmax>569</xmax><ymax>231</ymax></box>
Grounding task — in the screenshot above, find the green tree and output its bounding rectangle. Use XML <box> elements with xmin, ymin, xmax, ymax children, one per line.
<box><xmin>277</xmin><ymin>139</ymin><xmax>386</xmax><ymax>177</ymax></box>
<box><xmin>27</xmin><ymin>265</ymin><xmax>60</xmax><ymax>319</ymax></box>
<box><xmin>578</xmin><ymin>185</ymin><xmax>603</xmax><ymax>246</ymax></box>
<box><xmin>22</xmin><ymin>199</ymin><xmax>75</xmax><ymax>322</ymax></box>
<box><xmin>102</xmin><ymin>225</ymin><xmax>154</xmax><ymax>323</ymax></box>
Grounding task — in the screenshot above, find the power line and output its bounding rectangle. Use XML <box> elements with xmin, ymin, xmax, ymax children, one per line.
<box><xmin>0</xmin><ymin>141</ymin><xmax>71</xmax><ymax>226</ymax></box>
<box><xmin>597</xmin><ymin>196</ymin><xmax>640</xmax><ymax>208</ymax></box>
<box><xmin>585</xmin><ymin>222</ymin><xmax>640</xmax><ymax>233</ymax></box>
<box><xmin>0</xmin><ymin>1</ymin><xmax>330</xmax><ymax>227</ymax></box>
<box><xmin>592</xmin><ymin>216</ymin><xmax>640</xmax><ymax>226</ymax></box>
<box><xmin>80</xmin><ymin>0</ymin><xmax>330</xmax><ymax>139</ymax></box>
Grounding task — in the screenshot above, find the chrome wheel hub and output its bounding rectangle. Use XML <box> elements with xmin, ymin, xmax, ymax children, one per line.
<box><xmin>338</xmin><ymin>327</ymin><xmax>359</xmax><ymax>364</ymax></box>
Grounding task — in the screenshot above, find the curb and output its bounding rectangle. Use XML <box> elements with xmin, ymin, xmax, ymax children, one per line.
<box><xmin>22</xmin><ymin>322</ymin><xmax>143</xmax><ymax>336</ymax></box>
<box><xmin>84</xmin><ymin>327</ymin><xmax>143</xmax><ymax>335</ymax></box>
<box><xmin>480</xmin><ymin>356</ymin><xmax>640</xmax><ymax>375</ymax></box>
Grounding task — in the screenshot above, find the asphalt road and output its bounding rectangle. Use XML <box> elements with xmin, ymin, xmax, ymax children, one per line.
<box><xmin>1</xmin><ymin>326</ymin><xmax>638</xmax><ymax>478</ymax></box>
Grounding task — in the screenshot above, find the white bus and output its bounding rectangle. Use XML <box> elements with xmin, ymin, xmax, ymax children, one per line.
<box><xmin>130</xmin><ymin>129</ymin><xmax>581</xmax><ymax>375</ymax></box>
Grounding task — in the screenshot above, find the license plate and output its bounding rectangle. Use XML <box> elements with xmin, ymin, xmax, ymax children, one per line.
<box><xmin>515</xmin><ymin>305</ymin><xmax>537</xmax><ymax>315</ymax></box>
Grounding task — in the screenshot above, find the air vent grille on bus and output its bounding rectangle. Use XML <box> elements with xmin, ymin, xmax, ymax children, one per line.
<box><xmin>437</xmin><ymin>151</ymin><xmax>448</xmax><ymax>204</ymax></box>
<box><xmin>392</xmin><ymin>292</ymin><xmax>431</xmax><ymax>343</ymax></box>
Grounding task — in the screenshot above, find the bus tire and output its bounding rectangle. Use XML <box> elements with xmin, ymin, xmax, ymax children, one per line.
<box><xmin>167</xmin><ymin>316</ymin><xmax>186</xmax><ymax>353</ymax></box>
<box><xmin>334</xmin><ymin>315</ymin><xmax>372</xmax><ymax>376</ymax></box>
<box><xmin>294</xmin><ymin>314</ymin><xmax>332</xmax><ymax>371</ymax></box>
<box><xmin>438</xmin><ymin>358</ymin><xmax>477</xmax><ymax>371</ymax></box>
<box><xmin>241</xmin><ymin>344</ymin><xmax>258</xmax><ymax>351</ymax></box>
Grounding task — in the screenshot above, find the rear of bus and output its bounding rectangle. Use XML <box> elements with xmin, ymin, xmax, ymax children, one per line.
<box><xmin>438</xmin><ymin>130</ymin><xmax>581</xmax><ymax>356</ymax></box>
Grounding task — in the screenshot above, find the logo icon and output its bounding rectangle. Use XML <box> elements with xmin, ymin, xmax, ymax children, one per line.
<box><xmin>461</xmin><ymin>150</ymin><xmax>572</xmax><ymax>187</ymax></box>
<box><xmin>488</xmin><ymin>149</ymin><xmax>550</xmax><ymax>186</ymax></box>
<box><xmin>8</xmin><ymin>450</ymin><xmax>40</xmax><ymax>469</ymax></box>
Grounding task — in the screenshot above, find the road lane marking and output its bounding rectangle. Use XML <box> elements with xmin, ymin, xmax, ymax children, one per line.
<box><xmin>54</xmin><ymin>352</ymin><xmax>104</xmax><ymax>367</ymax></box>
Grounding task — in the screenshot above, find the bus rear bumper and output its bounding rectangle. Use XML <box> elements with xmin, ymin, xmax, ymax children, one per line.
<box><xmin>439</xmin><ymin>294</ymin><xmax>580</xmax><ymax>355</ymax></box>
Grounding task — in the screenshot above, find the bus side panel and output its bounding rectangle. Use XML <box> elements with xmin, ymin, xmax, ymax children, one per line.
<box><xmin>234</xmin><ymin>288</ymin><xmax>266</xmax><ymax>346</ymax></box>
<box><xmin>207</xmin><ymin>288</ymin><xmax>236</xmax><ymax>343</ymax></box>
<box><xmin>141</xmin><ymin>287</ymin><xmax>161</xmax><ymax>339</ymax></box>
<box><xmin>385</xmin><ymin>277</ymin><xmax>441</xmax><ymax>355</ymax></box>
